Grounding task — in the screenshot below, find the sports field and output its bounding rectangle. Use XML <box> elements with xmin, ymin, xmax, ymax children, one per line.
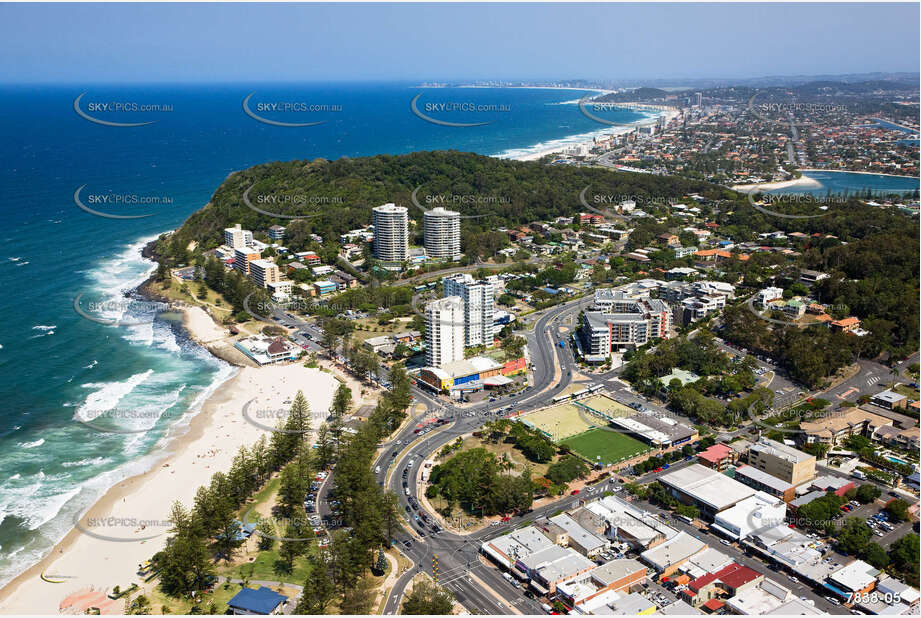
<box><xmin>520</xmin><ymin>402</ymin><xmax>599</xmax><ymax>441</ymax></box>
<box><xmin>561</xmin><ymin>428</ymin><xmax>649</xmax><ymax>464</ymax></box>
<box><xmin>578</xmin><ymin>394</ymin><xmax>634</xmax><ymax>418</ymax></box>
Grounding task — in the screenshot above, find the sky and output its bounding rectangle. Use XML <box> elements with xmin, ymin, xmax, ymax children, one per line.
<box><xmin>0</xmin><ymin>3</ymin><xmax>918</xmax><ymax>83</ymax></box>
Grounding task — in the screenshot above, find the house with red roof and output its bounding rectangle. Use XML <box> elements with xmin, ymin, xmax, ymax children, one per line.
<box><xmin>697</xmin><ymin>443</ymin><xmax>736</xmax><ymax>472</ymax></box>
<box><xmin>680</xmin><ymin>562</ymin><xmax>764</xmax><ymax>608</ymax></box>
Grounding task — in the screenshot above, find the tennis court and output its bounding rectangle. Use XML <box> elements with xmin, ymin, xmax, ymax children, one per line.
<box><xmin>562</xmin><ymin>428</ymin><xmax>649</xmax><ymax>464</ymax></box>
<box><xmin>520</xmin><ymin>402</ymin><xmax>600</xmax><ymax>442</ymax></box>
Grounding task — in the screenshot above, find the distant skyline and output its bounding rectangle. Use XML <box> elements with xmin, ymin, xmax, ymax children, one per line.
<box><xmin>0</xmin><ymin>3</ymin><xmax>918</xmax><ymax>84</ymax></box>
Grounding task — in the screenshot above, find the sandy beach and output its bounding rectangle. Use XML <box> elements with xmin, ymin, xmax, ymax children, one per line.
<box><xmin>0</xmin><ymin>326</ymin><xmax>339</xmax><ymax>614</ymax></box>
<box><xmin>731</xmin><ymin>174</ymin><xmax>823</xmax><ymax>192</ymax></box>
<box><xmin>513</xmin><ymin>108</ymin><xmax>681</xmax><ymax>162</ymax></box>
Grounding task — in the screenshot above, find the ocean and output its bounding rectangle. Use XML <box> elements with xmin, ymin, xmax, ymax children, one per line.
<box><xmin>0</xmin><ymin>83</ymin><xmax>653</xmax><ymax>585</ymax></box>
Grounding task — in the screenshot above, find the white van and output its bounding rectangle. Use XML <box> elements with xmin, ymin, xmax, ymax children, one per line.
<box><xmin>404</xmin><ymin>487</ymin><xmax>410</xmax><ymax>496</ymax></box>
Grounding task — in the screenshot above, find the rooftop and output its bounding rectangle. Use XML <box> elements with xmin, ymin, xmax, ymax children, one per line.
<box><xmin>750</xmin><ymin>438</ymin><xmax>813</xmax><ymax>465</ymax></box>
<box><xmin>548</xmin><ymin>513</ymin><xmax>607</xmax><ymax>552</ymax></box>
<box><xmin>521</xmin><ymin>545</ymin><xmax>597</xmax><ymax>583</ymax></box>
<box><xmin>698</xmin><ymin>443</ymin><xmax>734</xmax><ymax>464</ymax></box>
<box><xmin>828</xmin><ymin>560</ymin><xmax>879</xmax><ymax>593</ymax></box>
<box><xmin>641</xmin><ymin>531</ymin><xmax>706</xmax><ymax>571</ymax></box>
<box><xmin>227</xmin><ymin>586</ymin><xmax>288</xmax><ymax>614</ymax></box>
<box><xmin>591</xmin><ymin>559</ymin><xmax>646</xmax><ymax>587</ymax></box>
<box><xmin>734</xmin><ymin>465</ymin><xmax>795</xmax><ymax>494</ymax></box>
<box><xmin>659</xmin><ymin>464</ymin><xmax>756</xmax><ymax>511</ymax></box>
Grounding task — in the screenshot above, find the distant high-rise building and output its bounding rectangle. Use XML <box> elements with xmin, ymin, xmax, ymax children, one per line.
<box><xmin>225</xmin><ymin>224</ymin><xmax>253</xmax><ymax>249</ymax></box>
<box><xmin>423</xmin><ymin>207</ymin><xmax>461</xmax><ymax>260</ymax></box>
<box><xmin>442</xmin><ymin>273</ymin><xmax>495</xmax><ymax>347</ymax></box>
<box><xmin>425</xmin><ymin>296</ymin><xmax>465</xmax><ymax>367</ymax></box>
<box><xmin>695</xmin><ymin>92</ymin><xmax>702</xmax><ymax>107</ymax></box>
<box><xmin>372</xmin><ymin>203</ymin><xmax>409</xmax><ymax>262</ymax></box>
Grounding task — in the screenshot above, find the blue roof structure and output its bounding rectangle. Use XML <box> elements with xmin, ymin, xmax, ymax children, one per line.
<box><xmin>228</xmin><ymin>586</ymin><xmax>288</xmax><ymax>614</ymax></box>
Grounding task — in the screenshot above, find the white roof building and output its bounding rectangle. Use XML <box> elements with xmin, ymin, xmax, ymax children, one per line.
<box><xmin>659</xmin><ymin>464</ymin><xmax>757</xmax><ymax>517</ymax></box>
<box><xmin>711</xmin><ymin>491</ymin><xmax>787</xmax><ymax>541</ymax></box>
<box><xmin>726</xmin><ymin>579</ymin><xmax>793</xmax><ymax>615</ymax></box>
<box><xmin>827</xmin><ymin>560</ymin><xmax>879</xmax><ymax>594</ymax></box>
<box><xmin>640</xmin><ymin>532</ymin><xmax>707</xmax><ymax>573</ymax></box>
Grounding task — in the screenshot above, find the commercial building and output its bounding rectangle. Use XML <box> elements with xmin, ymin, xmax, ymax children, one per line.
<box><xmin>680</xmin><ymin>563</ymin><xmax>763</xmax><ymax>609</ymax></box>
<box><xmin>747</xmin><ymin>438</ymin><xmax>815</xmax><ymax>486</ymax></box>
<box><xmin>480</xmin><ymin>525</ymin><xmax>555</xmax><ymax>574</ymax></box>
<box><xmin>711</xmin><ymin>492</ymin><xmax>787</xmax><ymax>541</ymax></box>
<box><xmin>725</xmin><ymin>579</ymin><xmax>794</xmax><ymax>615</ymax></box>
<box><xmin>248</xmin><ymin>259</ymin><xmax>281</xmax><ymax>288</ymax></box>
<box><xmin>547</xmin><ymin>513</ymin><xmax>607</xmax><ymax>557</ymax></box>
<box><xmin>442</xmin><ymin>273</ymin><xmax>495</xmax><ymax>347</ymax></box>
<box><xmin>733</xmin><ymin>465</ymin><xmax>796</xmax><ymax>502</ymax></box>
<box><xmin>658</xmin><ymin>464</ymin><xmax>757</xmax><ymax>520</ymax></box>
<box><xmin>481</xmin><ymin>525</ymin><xmax>555</xmax><ymax>576</ymax></box>
<box><xmin>416</xmin><ymin>354</ymin><xmax>524</xmax><ymax>393</ymax></box>
<box><xmin>372</xmin><ymin>203</ymin><xmax>409</xmax><ymax>262</ymax></box>
<box><xmin>267</xmin><ymin>224</ymin><xmax>286</xmax><ymax>240</ymax></box>
<box><xmin>423</xmin><ymin>206</ymin><xmax>461</xmax><ymax>260</ymax></box>
<box><xmin>224</xmin><ymin>223</ymin><xmax>253</xmax><ymax>250</ymax></box>
<box><xmin>518</xmin><ymin>544</ymin><xmax>597</xmax><ymax>594</ymax></box>
<box><xmin>424</xmin><ymin>296</ymin><xmax>465</xmax><ymax>368</ymax></box>
<box><xmin>234</xmin><ymin>336</ymin><xmax>299</xmax><ymax>366</ymax></box>
<box><xmin>826</xmin><ymin>560</ymin><xmax>879</xmax><ymax>599</ymax></box>
<box><xmin>555</xmin><ymin>559</ymin><xmax>647</xmax><ymax>608</ymax></box>
<box><xmin>584</xmin><ymin>495</ymin><xmax>675</xmax><ymax>550</ymax></box>
<box><xmin>640</xmin><ymin>531</ymin><xmax>707</xmax><ymax>576</ymax></box>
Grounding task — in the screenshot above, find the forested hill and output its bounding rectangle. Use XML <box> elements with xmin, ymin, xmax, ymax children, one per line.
<box><xmin>163</xmin><ymin>150</ymin><xmax>723</xmax><ymax>252</ymax></box>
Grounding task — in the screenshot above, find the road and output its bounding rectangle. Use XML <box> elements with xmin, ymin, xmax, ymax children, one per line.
<box><xmin>378</xmin><ymin>296</ymin><xmax>591</xmax><ymax>613</ymax></box>
<box><xmin>314</xmin><ymin>294</ymin><xmax>918</xmax><ymax>615</ymax></box>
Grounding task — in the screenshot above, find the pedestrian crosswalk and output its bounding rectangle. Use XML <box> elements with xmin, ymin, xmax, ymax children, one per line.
<box><xmin>867</xmin><ymin>375</ymin><xmax>880</xmax><ymax>387</ymax></box>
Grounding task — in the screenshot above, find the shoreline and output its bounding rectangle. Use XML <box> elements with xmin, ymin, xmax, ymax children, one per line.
<box><xmin>0</xmin><ymin>357</ymin><xmax>338</xmax><ymax>613</ymax></box>
<box><xmin>506</xmin><ymin>108</ymin><xmax>680</xmax><ymax>162</ymax></box>
<box><xmin>731</xmin><ymin>175</ymin><xmax>823</xmax><ymax>192</ymax></box>
<box><xmin>0</xmin><ymin>247</ymin><xmax>337</xmax><ymax>613</ymax></box>
<box><xmin>797</xmin><ymin>168</ymin><xmax>920</xmax><ymax>180</ymax></box>
<box><xmin>733</xmin><ymin>168</ymin><xmax>919</xmax><ymax>193</ymax></box>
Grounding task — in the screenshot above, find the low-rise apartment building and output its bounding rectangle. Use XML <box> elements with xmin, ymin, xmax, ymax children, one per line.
<box><xmin>747</xmin><ymin>438</ymin><xmax>815</xmax><ymax>486</ymax></box>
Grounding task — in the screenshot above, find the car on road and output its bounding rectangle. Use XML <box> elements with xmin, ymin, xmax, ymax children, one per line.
<box><xmin>720</xmin><ymin>539</ymin><xmax>731</xmax><ymax>546</ymax></box>
<box><xmin>403</xmin><ymin>540</ymin><xmax>412</xmax><ymax>549</ymax></box>
<box><xmin>570</xmin><ymin>489</ymin><xmax>580</xmax><ymax>495</ymax></box>
<box><xmin>501</xmin><ymin>515</ymin><xmax>511</xmax><ymax>522</ymax></box>
<box><xmin>404</xmin><ymin>487</ymin><xmax>410</xmax><ymax>496</ymax></box>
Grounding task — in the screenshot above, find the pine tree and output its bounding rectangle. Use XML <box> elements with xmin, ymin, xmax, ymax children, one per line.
<box><xmin>374</xmin><ymin>548</ymin><xmax>388</xmax><ymax>576</ymax></box>
<box><xmin>295</xmin><ymin>557</ymin><xmax>336</xmax><ymax>614</ymax></box>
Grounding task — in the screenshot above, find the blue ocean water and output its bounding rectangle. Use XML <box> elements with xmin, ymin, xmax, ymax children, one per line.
<box><xmin>0</xmin><ymin>83</ymin><xmax>652</xmax><ymax>584</ymax></box>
